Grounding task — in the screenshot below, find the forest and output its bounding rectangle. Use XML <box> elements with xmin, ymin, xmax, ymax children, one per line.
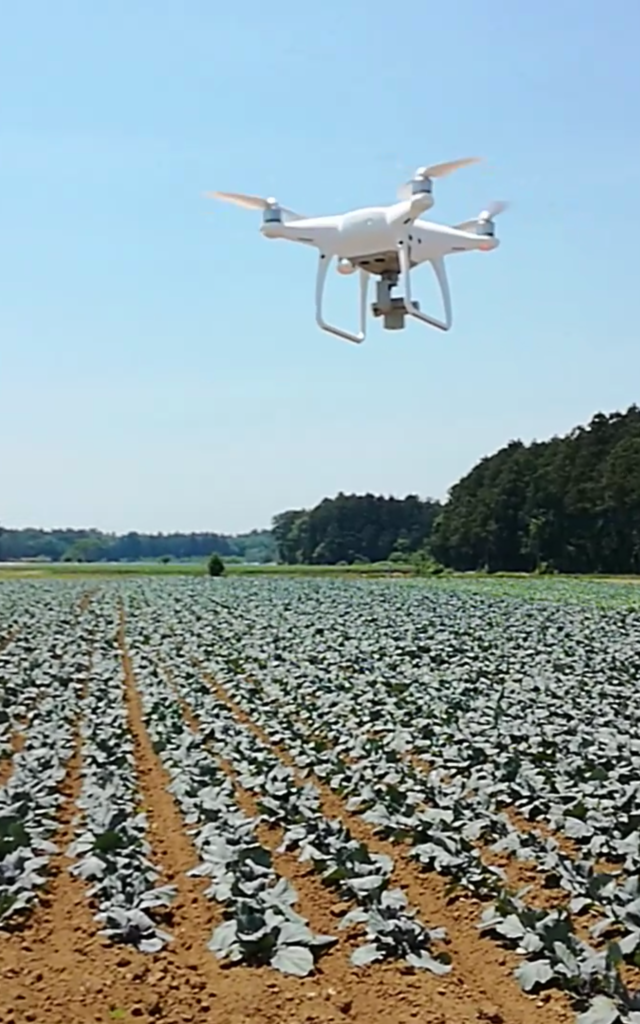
<box><xmin>0</xmin><ymin>527</ymin><xmax>275</xmax><ymax>564</ymax></box>
<box><xmin>430</xmin><ymin>405</ymin><xmax>640</xmax><ymax>574</ymax></box>
<box><xmin>272</xmin><ymin>406</ymin><xmax>640</xmax><ymax>573</ymax></box>
<box><xmin>272</xmin><ymin>494</ymin><xmax>443</xmax><ymax>565</ymax></box>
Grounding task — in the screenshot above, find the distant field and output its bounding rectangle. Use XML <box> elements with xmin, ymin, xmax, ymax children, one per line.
<box><xmin>2</xmin><ymin>561</ymin><xmax>640</xmax><ymax>591</ymax></box>
<box><xmin>0</xmin><ymin>560</ymin><xmax>416</xmax><ymax>579</ymax></box>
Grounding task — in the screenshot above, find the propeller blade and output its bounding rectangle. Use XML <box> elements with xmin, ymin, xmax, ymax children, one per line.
<box><xmin>419</xmin><ymin>156</ymin><xmax>482</xmax><ymax>179</ymax></box>
<box><xmin>479</xmin><ymin>200</ymin><xmax>509</xmax><ymax>221</ymax></box>
<box><xmin>205</xmin><ymin>191</ymin><xmax>272</xmax><ymax>211</ymax></box>
<box><xmin>205</xmin><ymin>191</ymin><xmax>306</xmax><ymax>220</ymax></box>
<box><xmin>453</xmin><ymin>202</ymin><xmax>509</xmax><ymax>232</ymax></box>
<box><xmin>397</xmin><ymin>157</ymin><xmax>481</xmax><ymax>200</ymax></box>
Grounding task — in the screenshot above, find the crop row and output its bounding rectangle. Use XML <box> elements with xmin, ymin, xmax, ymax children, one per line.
<box><xmin>3</xmin><ymin>575</ymin><xmax>640</xmax><ymax>1024</ymax></box>
<box><xmin>129</xmin><ymin>637</ymin><xmax>451</xmax><ymax>975</ymax></box>
<box><xmin>120</xmin><ymin>577</ymin><xmax>640</xmax><ymax>1024</ymax></box>
<box><xmin>67</xmin><ymin>607</ymin><xmax>176</xmax><ymax>952</ymax></box>
<box><xmin>0</xmin><ymin>590</ymin><xmax>90</xmax><ymax>772</ymax></box>
<box><xmin>129</xmin><ymin>640</ymin><xmax>338</xmax><ymax>976</ymax></box>
<box><xmin>0</xmin><ymin>600</ymin><xmax>90</xmax><ymax>926</ymax></box>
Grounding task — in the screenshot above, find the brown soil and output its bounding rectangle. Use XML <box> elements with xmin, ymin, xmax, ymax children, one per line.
<box><xmin>77</xmin><ymin>589</ymin><xmax>97</xmax><ymax>615</ymax></box>
<box><xmin>0</xmin><ymin>629</ymin><xmax>18</xmax><ymax>653</ymax></box>
<box><xmin>0</xmin><ymin>727</ymin><xmax>25</xmax><ymax>787</ymax></box>
<box><xmin>193</xmin><ymin>667</ymin><xmax>576</xmax><ymax>1024</ymax></box>
<box><xmin>235</xmin><ymin>663</ymin><xmax>624</xmax><ymax>927</ymax></box>
<box><xmin>161</xmin><ymin>664</ymin><xmax>379</xmax><ymax>978</ymax></box>
<box><xmin>157</xmin><ymin>663</ymin><xmax>501</xmax><ymax>1021</ymax></box>
<box><xmin>0</xmin><ymin>614</ymin><xmax>578</xmax><ymax>1024</ymax></box>
<box><xmin>240</xmin><ymin>675</ymin><xmax>581</xmax><ymax>914</ymax></box>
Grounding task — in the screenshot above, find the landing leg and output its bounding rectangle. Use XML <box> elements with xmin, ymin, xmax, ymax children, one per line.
<box><xmin>397</xmin><ymin>242</ymin><xmax>452</xmax><ymax>332</ymax></box>
<box><xmin>315</xmin><ymin>253</ymin><xmax>368</xmax><ymax>344</ymax></box>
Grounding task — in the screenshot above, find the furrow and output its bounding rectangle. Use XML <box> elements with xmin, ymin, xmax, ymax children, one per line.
<box><xmin>192</xmin><ymin>662</ymin><xmax>572</xmax><ymax>1024</ymax></box>
<box><xmin>158</xmin><ymin>661</ymin><xmax>411</xmax><ymax>974</ymax></box>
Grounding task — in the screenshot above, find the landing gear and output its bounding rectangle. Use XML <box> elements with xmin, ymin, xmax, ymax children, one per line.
<box><xmin>315</xmin><ymin>252</ymin><xmax>368</xmax><ymax>344</ymax></box>
<box><xmin>397</xmin><ymin>243</ymin><xmax>452</xmax><ymax>333</ymax></box>
<box><xmin>314</xmin><ymin>240</ymin><xmax>453</xmax><ymax>343</ymax></box>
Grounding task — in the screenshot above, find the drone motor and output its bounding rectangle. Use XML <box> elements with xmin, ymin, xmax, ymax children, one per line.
<box><xmin>262</xmin><ymin>200</ymin><xmax>283</xmax><ymax>224</ymax></box>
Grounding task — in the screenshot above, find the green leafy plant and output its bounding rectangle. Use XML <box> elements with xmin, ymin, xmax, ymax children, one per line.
<box><xmin>209</xmin><ymin>898</ymin><xmax>335</xmax><ymax>976</ymax></box>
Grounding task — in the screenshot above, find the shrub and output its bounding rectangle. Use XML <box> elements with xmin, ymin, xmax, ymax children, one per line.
<box><xmin>207</xmin><ymin>553</ymin><xmax>225</xmax><ymax>577</ymax></box>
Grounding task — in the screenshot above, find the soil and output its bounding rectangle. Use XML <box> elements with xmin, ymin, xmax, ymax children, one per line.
<box><xmin>0</xmin><ymin>629</ymin><xmax>19</xmax><ymax>653</ymax></box>
<box><xmin>196</xmin><ymin>669</ymin><xmax>576</xmax><ymax>1024</ymax></box>
<box><xmin>0</xmin><ymin>611</ymin><xmax>578</xmax><ymax>1024</ymax></box>
<box><xmin>0</xmin><ymin>727</ymin><xmax>25</xmax><ymax>787</ymax></box>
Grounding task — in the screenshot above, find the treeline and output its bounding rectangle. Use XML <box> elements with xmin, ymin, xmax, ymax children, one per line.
<box><xmin>0</xmin><ymin>528</ymin><xmax>275</xmax><ymax>564</ymax></box>
<box><xmin>6</xmin><ymin>406</ymin><xmax>640</xmax><ymax>574</ymax></box>
<box><xmin>431</xmin><ymin>405</ymin><xmax>640</xmax><ymax>574</ymax></box>
<box><xmin>272</xmin><ymin>493</ymin><xmax>442</xmax><ymax>565</ymax></box>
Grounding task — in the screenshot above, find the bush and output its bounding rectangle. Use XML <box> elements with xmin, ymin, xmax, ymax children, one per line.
<box><xmin>388</xmin><ymin>551</ymin><xmax>408</xmax><ymax>563</ymax></box>
<box><xmin>411</xmin><ymin>550</ymin><xmax>448</xmax><ymax>577</ymax></box>
<box><xmin>535</xmin><ymin>560</ymin><xmax>557</xmax><ymax>576</ymax></box>
<box><xmin>207</xmin><ymin>553</ymin><xmax>225</xmax><ymax>577</ymax></box>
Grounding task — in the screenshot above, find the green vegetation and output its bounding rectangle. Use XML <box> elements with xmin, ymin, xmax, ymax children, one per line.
<box><xmin>3</xmin><ymin>405</ymin><xmax>640</xmax><ymax>577</ymax></box>
<box><xmin>0</xmin><ymin>527</ymin><xmax>275</xmax><ymax>565</ymax></box>
<box><xmin>0</xmin><ymin>559</ymin><xmax>417</xmax><ymax>581</ymax></box>
<box><xmin>431</xmin><ymin>405</ymin><xmax>640</xmax><ymax>574</ymax></box>
<box><xmin>272</xmin><ymin>493</ymin><xmax>442</xmax><ymax>565</ymax></box>
<box><xmin>207</xmin><ymin>553</ymin><xmax>226</xmax><ymax>577</ymax></box>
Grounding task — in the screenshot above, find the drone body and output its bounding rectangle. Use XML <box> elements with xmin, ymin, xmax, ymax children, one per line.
<box><xmin>208</xmin><ymin>158</ymin><xmax>507</xmax><ymax>343</ymax></box>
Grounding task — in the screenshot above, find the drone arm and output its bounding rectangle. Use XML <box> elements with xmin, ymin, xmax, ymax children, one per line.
<box><xmin>398</xmin><ymin>243</ymin><xmax>452</xmax><ymax>332</ymax></box>
<box><xmin>315</xmin><ymin>253</ymin><xmax>368</xmax><ymax>344</ymax></box>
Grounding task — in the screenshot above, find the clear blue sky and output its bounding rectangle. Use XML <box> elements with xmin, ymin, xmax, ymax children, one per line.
<box><xmin>1</xmin><ymin>1</ymin><xmax>639</xmax><ymax>534</ymax></box>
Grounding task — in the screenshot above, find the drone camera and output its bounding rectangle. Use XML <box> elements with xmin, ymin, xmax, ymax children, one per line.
<box><xmin>371</xmin><ymin>275</ymin><xmax>419</xmax><ymax>330</ymax></box>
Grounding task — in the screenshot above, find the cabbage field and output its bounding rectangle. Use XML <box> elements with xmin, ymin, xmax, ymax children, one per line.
<box><xmin>1</xmin><ymin>575</ymin><xmax>640</xmax><ymax>1024</ymax></box>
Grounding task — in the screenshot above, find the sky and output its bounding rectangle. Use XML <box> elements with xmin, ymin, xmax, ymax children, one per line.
<box><xmin>1</xmin><ymin>0</ymin><xmax>639</xmax><ymax>534</ymax></box>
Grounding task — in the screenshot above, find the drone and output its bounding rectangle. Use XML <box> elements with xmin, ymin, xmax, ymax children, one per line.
<box><xmin>206</xmin><ymin>157</ymin><xmax>507</xmax><ymax>344</ymax></box>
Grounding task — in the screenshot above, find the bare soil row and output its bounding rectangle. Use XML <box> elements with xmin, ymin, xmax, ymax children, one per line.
<box><xmin>0</xmin><ymin>612</ymin><xmax>574</xmax><ymax>1024</ymax></box>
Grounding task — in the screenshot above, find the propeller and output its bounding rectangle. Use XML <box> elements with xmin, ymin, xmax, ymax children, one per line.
<box><xmin>416</xmin><ymin>156</ymin><xmax>482</xmax><ymax>179</ymax></box>
<box><xmin>454</xmin><ymin>200</ymin><xmax>509</xmax><ymax>234</ymax></box>
<box><xmin>205</xmin><ymin>191</ymin><xmax>305</xmax><ymax>221</ymax></box>
<box><xmin>478</xmin><ymin>199</ymin><xmax>509</xmax><ymax>222</ymax></box>
<box><xmin>397</xmin><ymin>157</ymin><xmax>481</xmax><ymax>200</ymax></box>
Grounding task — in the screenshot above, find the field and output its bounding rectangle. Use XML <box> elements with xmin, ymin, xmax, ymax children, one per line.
<box><xmin>0</xmin><ymin>560</ymin><xmax>416</xmax><ymax>579</ymax></box>
<box><xmin>2</xmin><ymin>576</ymin><xmax>640</xmax><ymax>1024</ymax></box>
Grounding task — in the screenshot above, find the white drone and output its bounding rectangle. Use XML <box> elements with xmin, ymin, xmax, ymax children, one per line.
<box><xmin>207</xmin><ymin>157</ymin><xmax>507</xmax><ymax>344</ymax></box>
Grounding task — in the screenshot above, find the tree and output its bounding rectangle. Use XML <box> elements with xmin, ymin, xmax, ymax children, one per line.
<box><xmin>207</xmin><ymin>553</ymin><xmax>225</xmax><ymax>577</ymax></box>
<box><xmin>0</xmin><ymin>527</ymin><xmax>270</xmax><ymax>564</ymax></box>
<box><xmin>62</xmin><ymin>537</ymin><xmax>107</xmax><ymax>563</ymax></box>
<box><xmin>272</xmin><ymin>494</ymin><xmax>443</xmax><ymax>565</ymax></box>
<box><xmin>431</xmin><ymin>405</ymin><xmax>640</xmax><ymax>574</ymax></box>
